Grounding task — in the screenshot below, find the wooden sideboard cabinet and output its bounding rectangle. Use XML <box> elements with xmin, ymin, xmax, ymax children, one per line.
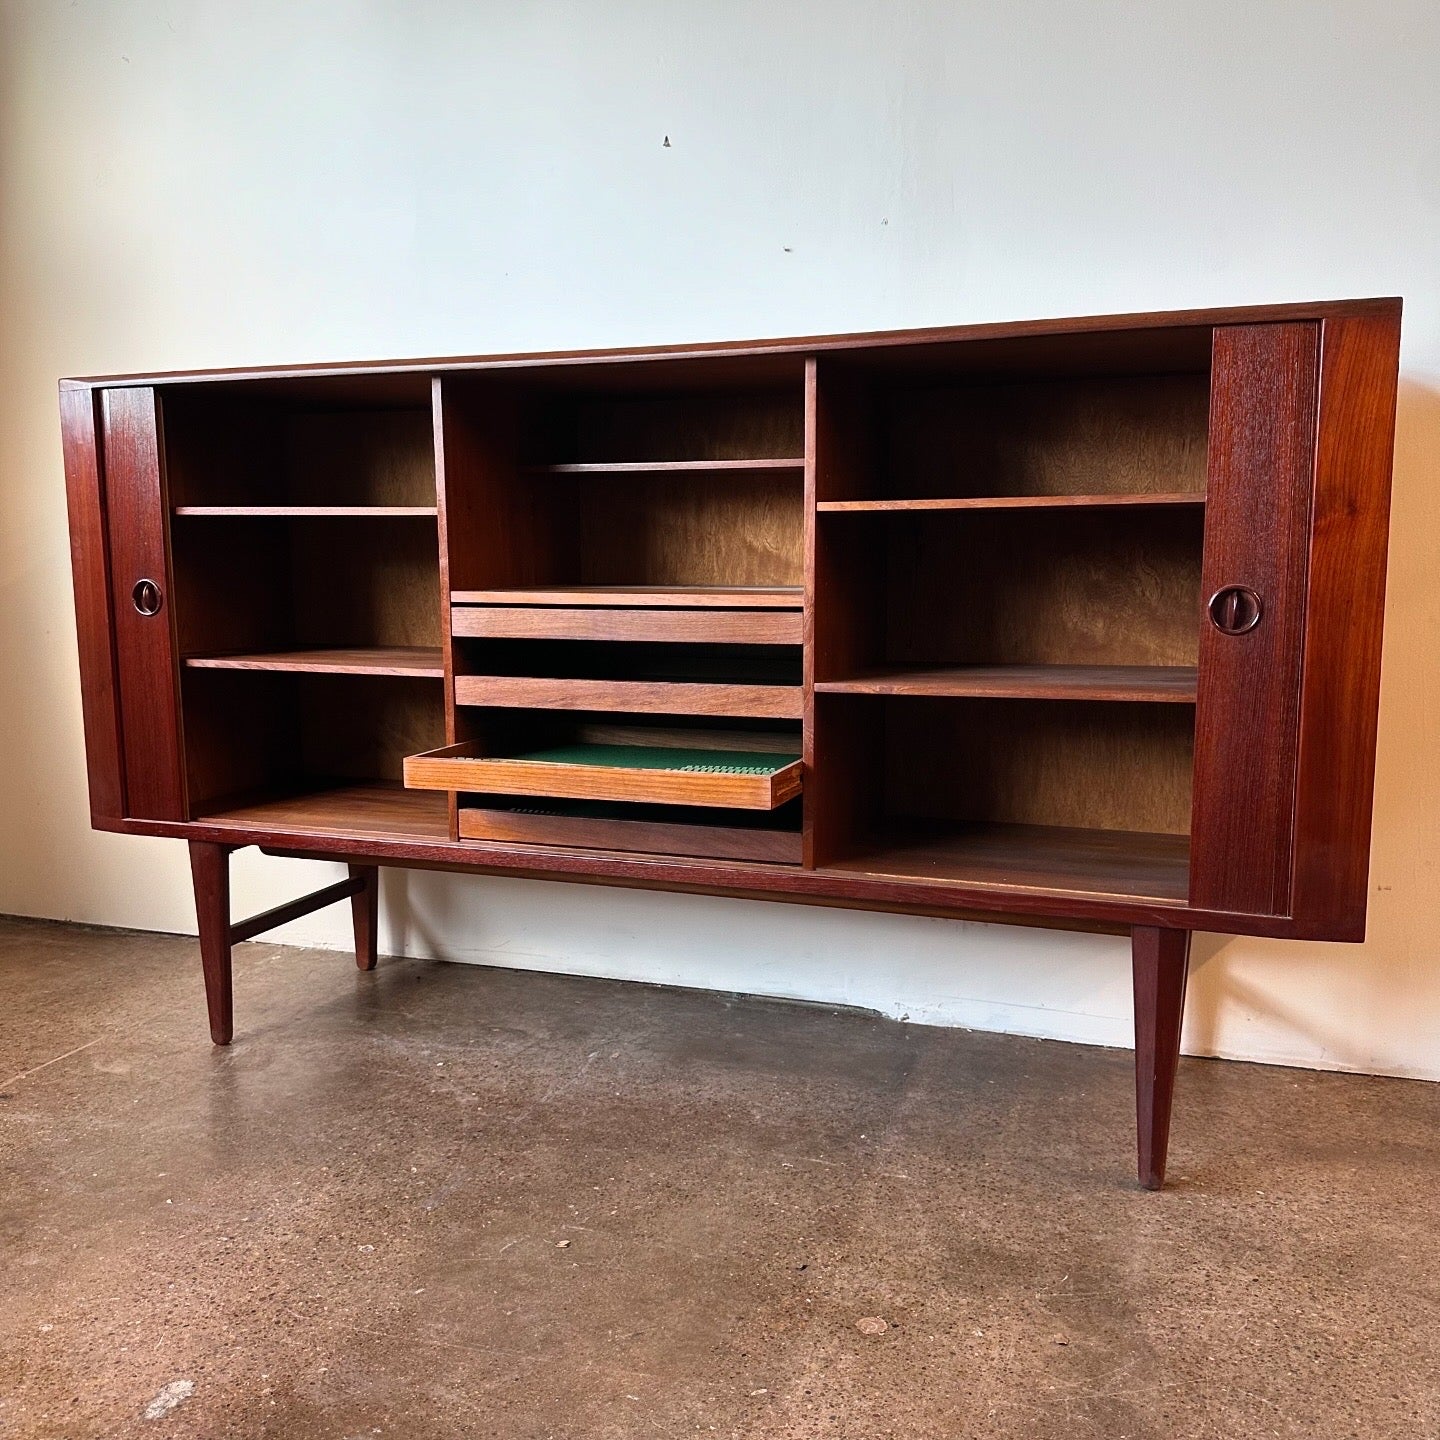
<box><xmin>60</xmin><ymin>300</ymin><xmax>1402</xmax><ymax>1188</ymax></box>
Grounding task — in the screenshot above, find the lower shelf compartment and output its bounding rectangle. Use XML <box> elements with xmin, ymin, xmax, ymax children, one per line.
<box><xmin>197</xmin><ymin>782</ymin><xmax>450</xmax><ymax>841</ymax></box>
<box><xmin>826</xmin><ymin>821</ymin><xmax>1190</xmax><ymax>902</ymax></box>
<box><xmin>460</xmin><ymin>797</ymin><xmax>802</xmax><ymax>864</ymax></box>
<box><xmin>405</xmin><ymin>740</ymin><xmax>803</xmax><ymax>809</ymax></box>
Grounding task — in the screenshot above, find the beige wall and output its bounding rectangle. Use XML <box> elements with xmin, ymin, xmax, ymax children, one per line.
<box><xmin>2</xmin><ymin>1</ymin><xmax>1437</xmax><ymax>1077</ymax></box>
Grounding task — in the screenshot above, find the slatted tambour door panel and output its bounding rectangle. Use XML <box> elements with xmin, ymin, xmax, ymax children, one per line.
<box><xmin>102</xmin><ymin>388</ymin><xmax>187</xmax><ymax>820</ymax></box>
<box><xmin>1189</xmin><ymin>325</ymin><xmax>1319</xmax><ymax>916</ymax></box>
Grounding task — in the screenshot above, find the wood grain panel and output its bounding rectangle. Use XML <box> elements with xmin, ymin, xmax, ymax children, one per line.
<box><xmin>1190</xmin><ymin>324</ymin><xmax>1319</xmax><ymax>916</ymax></box>
<box><xmin>60</xmin><ymin>385</ymin><xmax>125</xmax><ymax>823</ymax></box>
<box><xmin>102</xmin><ymin>388</ymin><xmax>187</xmax><ymax>819</ymax></box>
<box><xmin>1288</xmin><ymin>311</ymin><xmax>1403</xmax><ymax>938</ymax></box>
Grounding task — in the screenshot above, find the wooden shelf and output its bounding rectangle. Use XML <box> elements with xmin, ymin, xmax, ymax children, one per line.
<box><xmin>183</xmin><ymin>646</ymin><xmax>444</xmax><ymax>678</ymax></box>
<box><xmin>528</xmin><ymin>459</ymin><xmax>803</xmax><ymax>476</ymax></box>
<box><xmin>197</xmin><ymin>782</ymin><xmax>450</xmax><ymax>841</ymax></box>
<box><xmin>406</xmin><ymin>741</ymin><xmax>803</xmax><ymax>810</ymax></box>
<box><xmin>451</xmin><ymin>585</ymin><xmax>802</xmax><ymax>609</ymax></box>
<box><xmin>827</xmin><ymin>822</ymin><xmax>1190</xmax><ymax>903</ymax></box>
<box><xmin>817</xmin><ymin>493</ymin><xmax>1205</xmax><ymax>513</ymax></box>
<box><xmin>455</xmin><ymin>675</ymin><xmax>801</xmax><ymax>719</ymax></box>
<box><xmin>173</xmin><ymin>505</ymin><xmax>438</xmax><ymax>518</ymax></box>
<box><xmin>816</xmin><ymin>664</ymin><xmax>1198</xmax><ymax>703</ymax></box>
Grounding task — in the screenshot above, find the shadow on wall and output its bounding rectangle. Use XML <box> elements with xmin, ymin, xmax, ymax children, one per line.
<box><xmin>1186</xmin><ymin>378</ymin><xmax>1440</xmax><ymax>1076</ymax></box>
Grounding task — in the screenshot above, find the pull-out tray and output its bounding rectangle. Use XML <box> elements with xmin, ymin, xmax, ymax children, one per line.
<box><xmin>404</xmin><ymin>740</ymin><xmax>803</xmax><ymax>810</ymax></box>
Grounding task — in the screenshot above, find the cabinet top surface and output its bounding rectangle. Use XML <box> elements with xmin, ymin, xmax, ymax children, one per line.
<box><xmin>60</xmin><ymin>297</ymin><xmax>1401</xmax><ymax>390</ymax></box>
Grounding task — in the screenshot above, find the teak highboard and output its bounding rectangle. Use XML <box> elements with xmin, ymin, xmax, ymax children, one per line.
<box><xmin>61</xmin><ymin>299</ymin><xmax>1402</xmax><ymax>1189</ymax></box>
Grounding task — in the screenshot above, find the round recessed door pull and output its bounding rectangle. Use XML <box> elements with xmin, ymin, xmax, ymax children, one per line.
<box><xmin>132</xmin><ymin>578</ymin><xmax>164</xmax><ymax>616</ymax></box>
<box><xmin>1208</xmin><ymin>585</ymin><xmax>1262</xmax><ymax>635</ymax></box>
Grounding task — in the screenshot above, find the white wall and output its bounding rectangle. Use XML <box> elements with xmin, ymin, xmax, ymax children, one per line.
<box><xmin>2</xmin><ymin>1</ymin><xmax>1438</xmax><ymax>1078</ymax></box>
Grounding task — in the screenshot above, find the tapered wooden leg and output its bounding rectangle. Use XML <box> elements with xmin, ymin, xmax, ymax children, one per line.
<box><xmin>349</xmin><ymin>864</ymin><xmax>380</xmax><ymax>971</ymax></box>
<box><xmin>189</xmin><ymin>840</ymin><xmax>235</xmax><ymax>1046</ymax></box>
<box><xmin>1131</xmin><ymin>925</ymin><xmax>1191</xmax><ymax>1190</ymax></box>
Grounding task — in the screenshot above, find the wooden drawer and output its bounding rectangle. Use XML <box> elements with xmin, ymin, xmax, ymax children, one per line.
<box><xmin>452</xmin><ymin>605</ymin><xmax>801</xmax><ymax>645</ymax></box>
<box><xmin>458</xmin><ymin>802</ymin><xmax>802</xmax><ymax>864</ymax></box>
<box><xmin>453</xmin><ymin>674</ymin><xmax>802</xmax><ymax>720</ymax></box>
<box><xmin>405</xmin><ymin>740</ymin><xmax>803</xmax><ymax>809</ymax></box>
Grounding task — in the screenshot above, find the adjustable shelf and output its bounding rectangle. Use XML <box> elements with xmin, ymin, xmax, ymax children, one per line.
<box><xmin>173</xmin><ymin>505</ymin><xmax>438</xmax><ymax>518</ymax></box>
<box><xmin>528</xmin><ymin>459</ymin><xmax>803</xmax><ymax>476</ymax></box>
<box><xmin>183</xmin><ymin>646</ymin><xmax>445</xmax><ymax>678</ymax></box>
<box><xmin>817</xmin><ymin>493</ymin><xmax>1205</xmax><ymax>513</ymax></box>
<box><xmin>816</xmin><ymin>665</ymin><xmax>1198</xmax><ymax>704</ymax></box>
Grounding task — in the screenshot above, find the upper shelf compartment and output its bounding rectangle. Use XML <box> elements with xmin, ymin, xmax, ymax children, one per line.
<box><xmin>438</xmin><ymin>376</ymin><xmax>806</xmax><ymax>596</ymax></box>
<box><xmin>812</xmin><ymin>355</ymin><xmax>1211</xmax><ymax>506</ymax></box>
<box><xmin>163</xmin><ymin>393</ymin><xmax>436</xmax><ymax>510</ymax></box>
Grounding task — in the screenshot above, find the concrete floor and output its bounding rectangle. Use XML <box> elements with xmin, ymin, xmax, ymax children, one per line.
<box><xmin>0</xmin><ymin>917</ymin><xmax>1437</xmax><ymax>1440</ymax></box>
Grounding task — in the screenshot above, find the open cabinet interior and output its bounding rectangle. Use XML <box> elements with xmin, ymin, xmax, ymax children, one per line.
<box><xmin>415</xmin><ymin>369</ymin><xmax>810</xmax><ymax>861</ymax></box>
<box><xmin>165</xmin><ymin>386</ymin><xmax>448</xmax><ymax>836</ymax></box>
<box><xmin>809</xmin><ymin>345</ymin><xmax>1210</xmax><ymax>900</ymax></box>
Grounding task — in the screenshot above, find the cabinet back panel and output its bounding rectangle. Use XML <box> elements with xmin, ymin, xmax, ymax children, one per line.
<box><xmin>883</xmin><ymin>507</ymin><xmax>1204</xmax><ymax>667</ymax></box>
<box><xmin>564</xmin><ymin>474</ymin><xmax>804</xmax><ymax>588</ymax></box>
<box><xmin>288</xmin><ymin>520</ymin><xmax>442</xmax><ymax>648</ymax></box>
<box><xmin>281</xmin><ymin>410</ymin><xmax>435</xmax><ymax>506</ymax></box>
<box><xmin>883</xmin><ymin>374</ymin><xmax>1209</xmax><ymax>499</ymax></box>
<box><xmin>183</xmin><ymin>670</ymin><xmax>445</xmax><ymax>810</ymax></box>
<box><xmin>881</xmin><ymin>697</ymin><xmax>1195</xmax><ymax>835</ymax></box>
<box><xmin>173</xmin><ymin>518</ymin><xmax>441</xmax><ymax>652</ymax></box>
<box><xmin>163</xmin><ymin>400</ymin><xmax>434</xmax><ymax>507</ymax></box>
<box><xmin>533</xmin><ymin>390</ymin><xmax>802</xmax><ymax>463</ymax></box>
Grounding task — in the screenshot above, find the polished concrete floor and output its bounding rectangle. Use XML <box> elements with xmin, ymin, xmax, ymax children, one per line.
<box><xmin>0</xmin><ymin>914</ymin><xmax>1436</xmax><ymax>1439</ymax></box>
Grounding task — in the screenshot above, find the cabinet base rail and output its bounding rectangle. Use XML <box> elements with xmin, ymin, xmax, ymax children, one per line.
<box><xmin>188</xmin><ymin>840</ymin><xmax>379</xmax><ymax>1046</ymax></box>
<box><xmin>186</xmin><ymin>844</ymin><xmax>1190</xmax><ymax>1189</ymax></box>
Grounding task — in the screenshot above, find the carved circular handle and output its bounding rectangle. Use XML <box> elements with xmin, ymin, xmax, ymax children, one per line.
<box><xmin>132</xmin><ymin>578</ymin><xmax>163</xmax><ymax>616</ymax></box>
<box><xmin>1207</xmin><ymin>585</ymin><xmax>1262</xmax><ymax>635</ymax></box>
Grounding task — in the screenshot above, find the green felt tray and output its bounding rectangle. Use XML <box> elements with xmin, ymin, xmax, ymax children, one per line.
<box><xmin>503</xmin><ymin>744</ymin><xmax>799</xmax><ymax>775</ymax></box>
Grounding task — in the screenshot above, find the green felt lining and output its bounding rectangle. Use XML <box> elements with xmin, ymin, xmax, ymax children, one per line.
<box><xmin>498</xmin><ymin>744</ymin><xmax>799</xmax><ymax>775</ymax></box>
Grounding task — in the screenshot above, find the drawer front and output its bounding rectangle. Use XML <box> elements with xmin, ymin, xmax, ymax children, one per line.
<box><xmin>1189</xmin><ymin>324</ymin><xmax>1319</xmax><ymax>916</ymax></box>
<box><xmin>102</xmin><ymin>388</ymin><xmax>187</xmax><ymax>820</ymax></box>
<box><xmin>458</xmin><ymin>805</ymin><xmax>803</xmax><ymax>864</ymax></box>
<box><xmin>452</xmin><ymin>605</ymin><xmax>802</xmax><ymax>645</ymax></box>
<box><xmin>405</xmin><ymin>741</ymin><xmax>803</xmax><ymax>810</ymax></box>
<box><xmin>453</xmin><ymin>675</ymin><xmax>802</xmax><ymax>720</ymax></box>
